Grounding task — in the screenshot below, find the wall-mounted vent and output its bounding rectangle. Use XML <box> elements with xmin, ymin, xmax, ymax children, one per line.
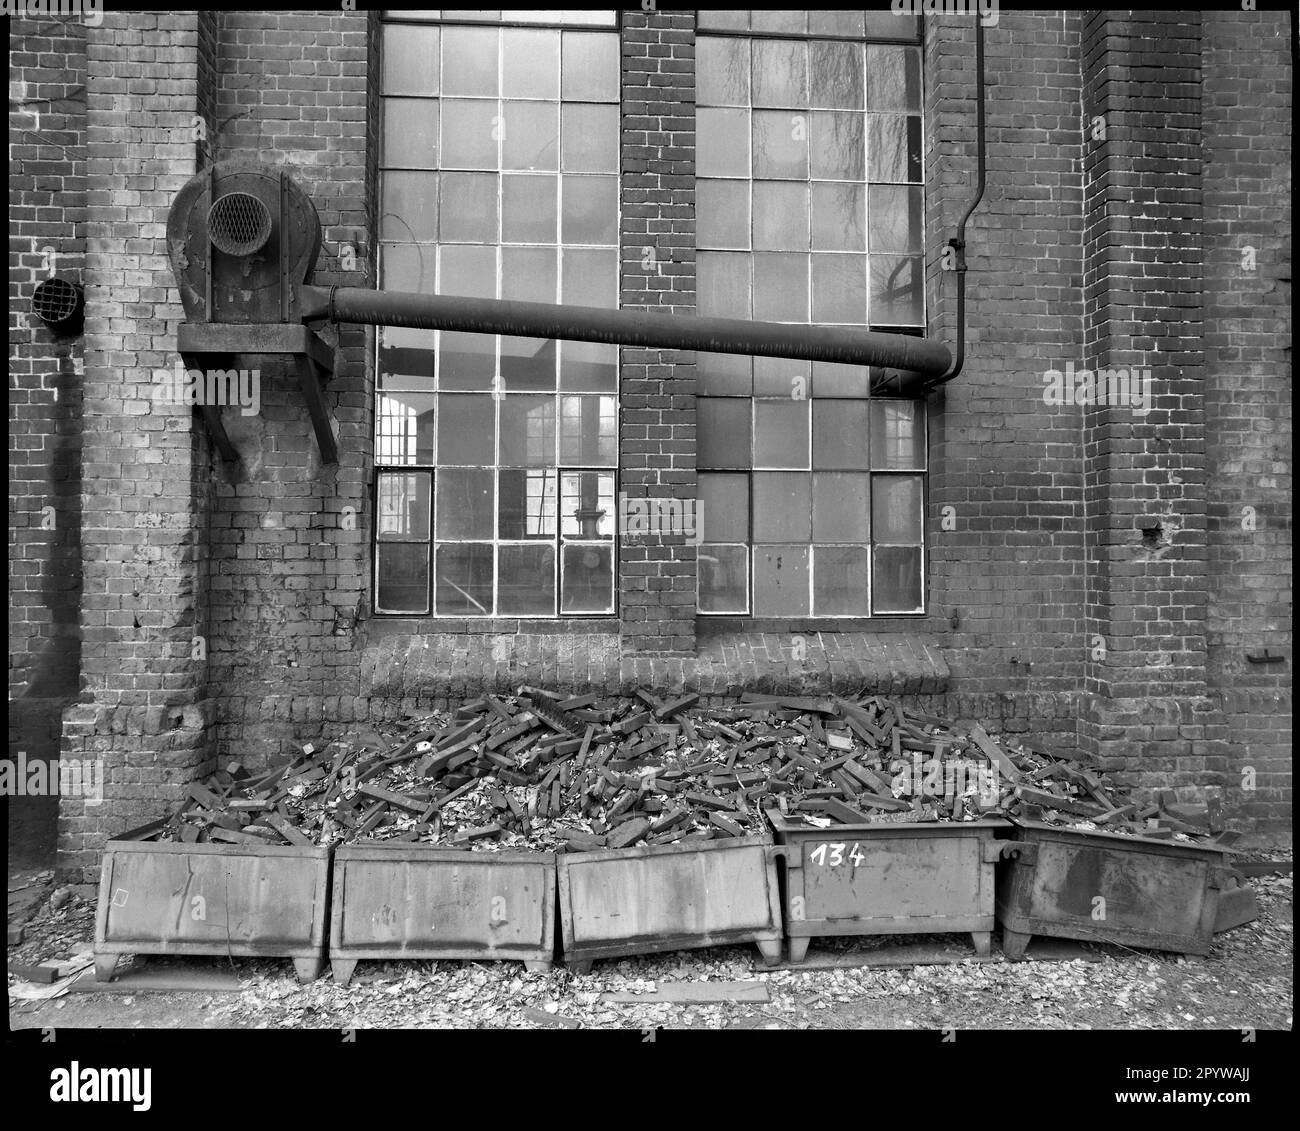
<box><xmin>207</xmin><ymin>191</ymin><xmax>273</xmax><ymax>257</ymax></box>
<box><xmin>31</xmin><ymin>277</ymin><xmax>84</xmax><ymax>334</ymax></box>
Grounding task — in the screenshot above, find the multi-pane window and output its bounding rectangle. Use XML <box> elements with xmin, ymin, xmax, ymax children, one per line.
<box><xmin>376</xmin><ymin>11</ymin><xmax>620</xmax><ymax>616</ymax></box>
<box><xmin>695</xmin><ymin>13</ymin><xmax>927</xmax><ymax>616</ymax></box>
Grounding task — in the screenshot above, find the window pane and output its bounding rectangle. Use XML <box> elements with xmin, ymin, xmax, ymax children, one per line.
<box><xmin>868</xmin><ymin>114</ymin><xmax>922</xmax><ymax>183</ymax></box>
<box><xmin>502</xmin><ymin>28</ymin><xmax>558</xmax><ymax>99</ymax></box>
<box><xmin>500</xmin><ymin>394</ymin><xmax>556</xmax><ymax>466</ymax></box>
<box><xmin>811</xmin><ymin>111</ymin><xmax>865</xmax><ymax>180</ymax></box>
<box><xmin>502</xmin><ymin>245</ymin><xmax>557</xmax><ymax>301</ymax></box>
<box><xmin>441</xmin><ymin>99</ymin><xmax>499</xmax><ymax>169</ymax></box>
<box><xmin>380</xmin><ymin>328</ymin><xmax>437</xmax><ymax>385</ymax></box>
<box><xmin>809</xmin><ymin>11</ymin><xmax>865</xmax><ymax>37</ymax></box>
<box><xmin>751</xmin><ymin>10</ymin><xmax>805</xmax><ymax>33</ymax></box>
<box><xmin>698</xmin><ymin>179</ymin><xmax>750</xmax><ymax>250</ymax></box>
<box><xmin>812</xmin><ymin>254</ymin><xmax>867</xmax><ymax>323</ymax></box>
<box><xmin>382</xmin><ymin>243</ymin><xmax>436</xmax><ymax>293</ymax></box>
<box><xmin>562</xmin><ymin>248</ymin><xmax>617</xmax><ymax>308</ymax></box>
<box><xmin>812</xmin><ymin>182</ymin><xmax>865</xmax><ymax>251</ymax></box>
<box><xmin>871</xmin><ymin>400</ymin><xmax>926</xmax><ymax>469</ymax></box>
<box><xmin>561</xmin><ymin>103</ymin><xmax>618</xmax><ymax>172</ymax></box>
<box><xmin>436</xmin><ymin>467</ymin><xmax>494</xmax><ymax>539</ymax></box>
<box><xmin>810</xmin><ymin>41</ymin><xmax>863</xmax><ymax>110</ymax></box>
<box><xmin>699</xmin><ymin>108</ymin><xmax>751</xmax><ymax>178</ymax></box>
<box><xmin>812</xmin><ymin>472</ymin><xmax>869</xmax><ymax>542</ymax></box>
<box><xmin>435</xmin><ymin>543</ymin><xmax>494</xmax><ymax>615</ymax></box>
<box><xmin>499</xmin><ymin>543</ymin><xmax>556</xmax><ymax>615</ymax></box>
<box><xmin>438</xmin><ymin>171</ymin><xmax>495</xmax><ymax>242</ymax></box>
<box><xmin>698</xmin><ymin>352</ymin><xmax>752</xmax><ymax>396</ymax></box>
<box><xmin>384</xmin><ymin>99</ymin><xmax>438</xmax><ymax>168</ymax></box>
<box><xmin>383</xmin><ymin>171</ymin><xmax>438</xmax><ymax>241</ymax></box>
<box><xmin>865</xmin><ymin>45</ymin><xmax>922</xmax><ymax>112</ymax></box>
<box><xmin>812</xmin><ymin>360</ymin><xmax>870</xmax><ymax>397</ymax></box>
<box><xmin>442</xmin><ymin>26</ymin><xmax>498</xmax><ymax>96</ymax></box>
<box><xmin>561</xmin><ymin>175</ymin><xmax>617</xmax><ymax>244</ymax></box>
<box><xmin>698</xmin><ymin>545</ymin><xmax>748</xmax><ymax>613</ymax></box>
<box><xmin>869</xmin><ymin>254</ymin><xmax>925</xmax><ymax>326</ymax></box>
<box><xmin>559</xmin><ymin>394</ymin><xmax>616</xmax><ymax>466</ymax></box>
<box><xmin>813</xmin><ymin>399</ymin><xmax>869</xmax><ymax>469</ymax></box>
<box><xmin>561</xmin><ymin>472</ymin><xmax>616</xmax><ymax>538</ymax></box>
<box><xmin>502</xmin><ymin>174</ymin><xmax>557</xmax><ymax>242</ymax></box>
<box><xmin>873</xmin><ymin>545</ymin><xmax>923</xmax><ymax>613</ymax></box>
<box><xmin>753</xmin><ymin>253</ymin><xmax>808</xmax><ymax>322</ymax></box>
<box><xmin>698</xmin><ymin>473</ymin><xmax>749</xmax><ymax>543</ymax></box>
<box><xmin>752</xmin><ymin>471</ymin><xmax>810</xmax><ymax>542</ymax></box>
<box><xmin>753</xmin><ymin>40</ymin><xmax>807</xmax><ymax>107</ymax></box>
<box><xmin>440</xmin><ymin>244</ymin><xmax>496</xmax><ymax>300</ymax></box>
<box><xmin>698</xmin><ymin>252</ymin><xmax>752</xmax><ymax>319</ymax></box>
<box><xmin>697</xmin><ymin>398</ymin><xmax>751</xmax><ymax>469</ymax></box>
<box><xmin>697</xmin><ymin>37</ymin><xmax>750</xmax><ymax>106</ymax></box>
<box><xmin>753</xmin><ymin>356</ymin><xmax>809</xmax><ymax>397</ymax></box>
<box><xmin>376</xmin><ymin>543</ymin><xmax>430</xmax><ymax>614</ymax></box>
<box><xmin>561</xmin><ymin>543</ymin><xmax>614</xmax><ymax>613</ymax></box>
<box><xmin>814</xmin><ymin>545</ymin><xmax>869</xmax><ymax>615</ymax></box>
<box><xmin>504</xmin><ymin>101</ymin><xmax>559</xmax><ymax>171</ymax></box>
<box><xmin>754</xmin><ymin>545</ymin><xmax>810</xmax><ymax>615</ymax></box>
<box><xmin>438</xmin><ymin>394</ymin><xmax>495</xmax><ymax>464</ymax></box>
<box><xmin>754</xmin><ymin>181</ymin><xmax>809</xmax><ymax>251</ymax></box>
<box><xmin>561</xmin><ymin>31</ymin><xmax>619</xmax><ymax>101</ymax></box>
<box><xmin>377</xmin><ymin>392</ymin><xmax>436</xmax><ymax>465</ymax></box>
<box><xmin>863</xmin><ymin>12</ymin><xmax>920</xmax><ymax>40</ymax></box>
<box><xmin>438</xmin><ymin>332</ymin><xmax>495</xmax><ymax>389</ymax></box>
<box><xmin>753</xmin><ymin>110</ymin><xmax>808</xmax><ymax>179</ymax></box>
<box><xmin>869</xmin><ymin>184</ymin><xmax>924</xmax><ymax>254</ymax></box>
<box><xmin>560</xmin><ymin>341</ymin><xmax>618</xmax><ymax>391</ymax></box>
<box><xmin>697</xmin><ymin>10</ymin><xmax>749</xmax><ymax>31</ymax></box>
<box><xmin>499</xmin><ymin>337</ymin><xmax>556</xmax><ymax>391</ymax></box>
<box><xmin>383</xmin><ymin>24</ymin><xmax>439</xmax><ymax>96</ymax></box>
<box><xmin>377</xmin><ymin>471</ymin><xmax>432</xmax><ymax>539</ymax></box>
<box><xmin>499</xmin><ymin>469</ymin><xmax>557</xmax><ymax>539</ymax></box>
<box><xmin>872</xmin><ymin>475</ymin><xmax>923</xmax><ymax>543</ymax></box>
<box><xmin>753</xmin><ymin>398</ymin><xmax>809</xmax><ymax>469</ymax></box>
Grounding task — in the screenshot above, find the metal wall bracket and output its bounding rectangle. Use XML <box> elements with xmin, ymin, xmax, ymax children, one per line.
<box><xmin>176</xmin><ymin>322</ymin><xmax>338</xmax><ymax>464</ymax></box>
<box><xmin>996</xmin><ymin>842</ymin><xmax>1037</xmax><ymax>865</ymax></box>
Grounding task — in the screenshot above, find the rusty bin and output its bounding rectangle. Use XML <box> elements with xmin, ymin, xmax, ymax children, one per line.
<box><xmin>327</xmin><ymin>844</ymin><xmax>556</xmax><ymax>985</ymax></box>
<box><xmin>555</xmin><ymin>834</ymin><xmax>784</xmax><ymax>972</ymax></box>
<box><xmin>766</xmin><ymin>810</ymin><xmax>1011</xmax><ymax>963</ymax></box>
<box><xmin>94</xmin><ymin>839</ymin><xmax>331</xmax><ymax>983</ymax></box>
<box><xmin>996</xmin><ymin>819</ymin><xmax>1230</xmax><ymax>958</ymax></box>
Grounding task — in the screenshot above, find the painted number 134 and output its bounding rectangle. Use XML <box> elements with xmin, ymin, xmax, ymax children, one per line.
<box><xmin>809</xmin><ymin>843</ymin><xmax>864</xmax><ymax>867</ymax></box>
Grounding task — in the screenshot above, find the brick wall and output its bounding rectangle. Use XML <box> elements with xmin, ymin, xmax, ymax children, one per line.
<box><xmin>8</xmin><ymin>13</ymin><xmax>87</xmax><ymax>818</ymax></box>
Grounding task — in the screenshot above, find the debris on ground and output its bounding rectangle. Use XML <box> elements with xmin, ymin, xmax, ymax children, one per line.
<box><xmin>122</xmin><ymin>688</ymin><xmax>1239</xmax><ymax>852</ymax></box>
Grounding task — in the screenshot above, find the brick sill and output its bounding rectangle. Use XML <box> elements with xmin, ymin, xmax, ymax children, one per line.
<box><xmin>697</xmin><ymin>615</ymin><xmax>951</xmax><ymax>636</ymax></box>
<box><xmin>364</xmin><ymin>617</ymin><xmax>619</xmax><ymax>639</ymax></box>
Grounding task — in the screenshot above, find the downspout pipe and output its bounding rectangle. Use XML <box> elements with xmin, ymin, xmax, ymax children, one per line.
<box><xmin>916</xmin><ymin>12</ymin><xmax>987</xmax><ymax>394</ymax></box>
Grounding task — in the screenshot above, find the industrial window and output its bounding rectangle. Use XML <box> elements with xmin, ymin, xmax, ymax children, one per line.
<box><xmin>695</xmin><ymin>15</ymin><xmax>927</xmax><ymax>616</ymax></box>
<box><xmin>375</xmin><ymin>12</ymin><xmax>619</xmax><ymax>616</ymax></box>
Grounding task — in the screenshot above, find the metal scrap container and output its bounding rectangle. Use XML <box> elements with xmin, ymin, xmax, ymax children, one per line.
<box><xmin>555</xmin><ymin>834</ymin><xmax>783</xmax><ymax>972</ymax></box>
<box><xmin>327</xmin><ymin>844</ymin><xmax>556</xmax><ymax>985</ymax></box>
<box><xmin>996</xmin><ymin>819</ymin><xmax>1229</xmax><ymax>957</ymax></box>
<box><xmin>766</xmin><ymin>811</ymin><xmax>1010</xmax><ymax>963</ymax></box>
<box><xmin>94</xmin><ymin>839</ymin><xmax>331</xmax><ymax>983</ymax></box>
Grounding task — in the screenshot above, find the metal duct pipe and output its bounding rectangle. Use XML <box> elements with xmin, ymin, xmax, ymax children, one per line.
<box><xmin>297</xmin><ymin>284</ymin><xmax>953</xmax><ymax>377</ymax></box>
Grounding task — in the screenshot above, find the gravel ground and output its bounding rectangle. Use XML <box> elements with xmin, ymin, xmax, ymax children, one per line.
<box><xmin>9</xmin><ymin>862</ymin><xmax>1291</xmax><ymax>1031</ymax></box>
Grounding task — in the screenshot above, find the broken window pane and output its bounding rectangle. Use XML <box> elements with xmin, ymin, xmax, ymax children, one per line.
<box><xmin>499</xmin><ymin>469</ymin><xmax>557</xmax><ymax>538</ymax></box>
<box><xmin>813</xmin><ymin>545</ymin><xmax>870</xmax><ymax>615</ymax></box>
<box><xmin>435</xmin><ymin>543</ymin><xmax>494</xmax><ymax>615</ymax></box>
<box><xmin>500</xmin><ymin>394</ymin><xmax>556</xmax><ymax>467</ymax></box>
<box><xmin>559</xmin><ymin>394</ymin><xmax>616</xmax><ymax>466</ymax></box>
<box><xmin>872</xmin><ymin>545</ymin><xmax>923</xmax><ymax>612</ymax></box>
<box><xmin>753</xmin><ymin>544</ymin><xmax>810</xmax><ymax>615</ymax></box>
<box><xmin>377</xmin><ymin>392</ymin><xmax>436</xmax><ymax>465</ymax></box>
<box><xmin>499</xmin><ymin>543</ymin><xmax>556</xmax><ymax>615</ymax></box>
<box><xmin>697</xmin><ymin>544</ymin><xmax>749</xmax><ymax>613</ymax></box>
<box><xmin>871</xmin><ymin>400</ymin><xmax>926</xmax><ymax>469</ymax></box>
<box><xmin>560</xmin><ymin>472</ymin><xmax>615</xmax><ymax>538</ymax></box>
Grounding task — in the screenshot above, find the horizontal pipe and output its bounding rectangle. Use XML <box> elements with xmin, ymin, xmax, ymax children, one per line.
<box><xmin>298</xmin><ymin>285</ymin><xmax>952</xmax><ymax>378</ymax></box>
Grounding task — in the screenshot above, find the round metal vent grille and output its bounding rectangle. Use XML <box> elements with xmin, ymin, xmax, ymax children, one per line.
<box><xmin>31</xmin><ymin>277</ymin><xmax>83</xmax><ymax>327</ymax></box>
<box><xmin>207</xmin><ymin>191</ymin><xmax>273</xmax><ymax>256</ymax></box>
